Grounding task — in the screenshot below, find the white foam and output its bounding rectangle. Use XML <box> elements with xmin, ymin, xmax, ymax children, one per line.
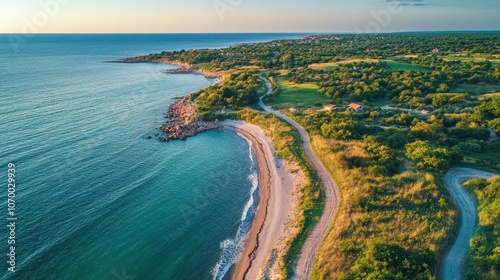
<box><xmin>236</xmin><ymin>131</ymin><xmax>254</xmax><ymax>166</ymax></box>
<box><xmin>212</xmin><ymin>133</ymin><xmax>259</xmax><ymax>280</ymax></box>
<box><xmin>241</xmin><ymin>172</ymin><xmax>258</xmax><ymax>222</ymax></box>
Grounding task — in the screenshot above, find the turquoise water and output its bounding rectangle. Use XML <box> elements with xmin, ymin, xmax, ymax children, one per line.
<box><xmin>0</xmin><ymin>34</ymin><xmax>303</xmax><ymax>280</ymax></box>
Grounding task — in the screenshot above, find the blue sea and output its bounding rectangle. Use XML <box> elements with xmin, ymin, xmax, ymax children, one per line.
<box><xmin>0</xmin><ymin>33</ymin><xmax>305</xmax><ymax>280</ymax></box>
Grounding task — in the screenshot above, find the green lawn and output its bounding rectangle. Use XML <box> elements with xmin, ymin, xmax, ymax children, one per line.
<box><xmin>467</xmin><ymin>152</ymin><xmax>500</xmax><ymax>165</ymax></box>
<box><xmin>443</xmin><ymin>56</ymin><xmax>500</xmax><ymax>66</ymax></box>
<box><xmin>267</xmin><ymin>77</ymin><xmax>333</xmax><ymax>110</ymax></box>
<box><xmin>309</xmin><ymin>59</ymin><xmax>429</xmax><ymax>72</ymax></box>
<box><xmin>451</xmin><ymin>84</ymin><xmax>500</xmax><ymax>95</ymax></box>
<box><xmin>309</xmin><ymin>58</ymin><xmax>379</xmax><ymax>70</ymax></box>
<box><xmin>460</xmin><ymin>140</ymin><xmax>500</xmax><ymax>172</ymax></box>
<box><xmin>370</xmin><ymin>100</ymin><xmax>390</xmax><ymax>107</ymax></box>
<box><xmin>382</xmin><ymin>60</ymin><xmax>430</xmax><ymax>72</ymax></box>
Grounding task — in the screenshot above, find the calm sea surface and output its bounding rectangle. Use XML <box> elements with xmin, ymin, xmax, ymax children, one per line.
<box><xmin>0</xmin><ymin>33</ymin><xmax>305</xmax><ymax>280</ymax></box>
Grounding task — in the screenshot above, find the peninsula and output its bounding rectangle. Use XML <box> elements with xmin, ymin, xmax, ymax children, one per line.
<box><xmin>126</xmin><ymin>32</ymin><xmax>500</xmax><ymax>280</ymax></box>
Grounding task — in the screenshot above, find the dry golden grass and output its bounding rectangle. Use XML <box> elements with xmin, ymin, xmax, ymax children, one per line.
<box><xmin>310</xmin><ymin>136</ymin><xmax>457</xmax><ymax>279</ymax></box>
<box><xmin>482</xmin><ymin>92</ymin><xmax>500</xmax><ymax>97</ymax></box>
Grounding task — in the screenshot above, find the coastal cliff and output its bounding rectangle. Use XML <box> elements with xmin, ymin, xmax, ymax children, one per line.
<box><xmin>159</xmin><ymin>96</ymin><xmax>219</xmax><ymax>141</ymax></box>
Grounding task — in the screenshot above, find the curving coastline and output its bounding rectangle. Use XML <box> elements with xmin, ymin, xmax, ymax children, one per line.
<box><xmin>225</xmin><ymin>123</ymin><xmax>272</xmax><ymax>280</ymax></box>
<box><xmin>223</xmin><ymin>120</ymin><xmax>302</xmax><ymax>280</ymax></box>
<box><xmin>117</xmin><ymin>57</ymin><xmax>224</xmax><ymax>80</ymax></box>
<box><xmin>117</xmin><ymin>57</ymin><xmax>223</xmax><ymax>141</ymax></box>
<box><xmin>159</xmin><ymin>96</ymin><xmax>219</xmax><ymax>141</ymax></box>
<box><xmin>120</xmin><ymin>57</ymin><xmax>304</xmax><ymax>279</ymax></box>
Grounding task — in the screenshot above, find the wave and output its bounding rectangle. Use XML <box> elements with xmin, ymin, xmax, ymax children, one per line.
<box><xmin>235</xmin><ymin>131</ymin><xmax>254</xmax><ymax>166</ymax></box>
<box><xmin>212</xmin><ymin>133</ymin><xmax>259</xmax><ymax>280</ymax></box>
<box><xmin>241</xmin><ymin>172</ymin><xmax>258</xmax><ymax>222</ymax></box>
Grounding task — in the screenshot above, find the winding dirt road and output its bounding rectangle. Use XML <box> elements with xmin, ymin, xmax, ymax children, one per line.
<box><xmin>258</xmin><ymin>75</ymin><xmax>340</xmax><ymax>280</ymax></box>
<box><xmin>442</xmin><ymin>168</ymin><xmax>497</xmax><ymax>280</ymax></box>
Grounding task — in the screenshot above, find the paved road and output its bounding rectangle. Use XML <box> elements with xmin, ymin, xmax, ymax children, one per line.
<box><xmin>442</xmin><ymin>168</ymin><xmax>497</xmax><ymax>280</ymax></box>
<box><xmin>258</xmin><ymin>75</ymin><xmax>340</xmax><ymax>280</ymax></box>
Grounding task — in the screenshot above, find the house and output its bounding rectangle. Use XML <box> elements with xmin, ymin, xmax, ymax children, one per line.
<box><xmin>289</xmin><ymin>108</ymin><xmax>298</xmax><ymax>114</ymax></box>
<box><xmin>224</xmin><ymin>52</ymin><xmax>244</xmax><ymax>57</ymax></box>
<box><xmin>353</xmin><ymin>66</ymin><xmax>363</xmax><ymax>72</ymax></box>
<box><xmin>343</xmin><ymin>77</ymin><xmax>362</xmax><ymax>83</ymax></box>
<box><xmin>323</xmin><ymin>104</ymin><xmax>336</xmax><ymax>111</ymax></box>
<box><xmin>431</xmin><ymin>48</ymin><xmax>439</xmax><ymax>53</ymax></box>
<box><xmin>348</xmin><ymin>103</ymin><xmax>364</xmax><ymax>113</ymax></box>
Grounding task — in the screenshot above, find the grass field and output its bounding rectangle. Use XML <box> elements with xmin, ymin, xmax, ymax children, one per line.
<box><xmin>309</xmin><ymin>59</ymin><xmax>430</xmax><ymax>72</ymax></box>
<box><xmin>311</xmin><ymin>136</ymin><xmax>456</xmax><ymax>279</ymax></box>
<box><xmin>383</xmin><ymin>60</ymin><xmax>430</xmax><ymax>72</ymax></box>
<box><xmin>309</xmin><ymin>58</ymin><xmax>379</xmax><ymax>70</ymax></box>
<box><xmin>443</xmin><ymin>56</ymin><xmax>500</xmax><ymax>66</ymax></box>
<box><xmin>370</xmin><ymin>100</ymin><xmax>390</xmax><ymax>107</ymax></box>
<box><xmin>451</xmin><ymin>84</ymin><xmax>500</xmax><ymax>95</ymax></box>
<box><xmin>267</xmin><ymin>77</ymin><xmax>333</xmax><ymax>109</ymax></box>
<box><xmin>482</xmin><ymin>92</ymin><xmax>500</xmax><ymax>98</ymax></box>
<box><xmin>462</xmin><ymin>153</ymin><xmax>500</xmax><ymax>173</ymax></box>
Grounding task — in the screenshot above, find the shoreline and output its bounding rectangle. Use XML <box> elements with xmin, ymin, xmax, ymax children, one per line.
<box><xmin>223</xmin><ymin>120</ymin><xmax>302</xmax><ymax>280</ymax></box>
<box><xmin>115</xmin><ymin>57</ymin><xmax>224</xmax><ymax>141</ymax></box>
<box><xmin>116</xmin><ymin>57</ymin><xmax>225</xmax><ymax>82</ymax></box>
<box><xmin>224</xmin><ymin>123</ymin><xmax>272</xmax><ymax>280</ymax></box>
<box><xmin>118</xmin><ymin>56</ymin><xmax>301</xmax><ymax>279</ymax></box>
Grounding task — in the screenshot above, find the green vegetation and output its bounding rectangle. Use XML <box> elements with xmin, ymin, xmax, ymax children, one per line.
<box><xmin>464</xmin><ymin>177</ymin><xmax>500</xmax><ymax>280</ymax></box>
<box><xmin>443</xmin><ymin>54</ymin><xmax>500</xmax><ymax>66</ymax></box>
<box><xmin>227</xmin><ymin>109</ymin><xmax>324</xmax><ymax>278</ymax></box>
<box><xmin>311</xmin><ymin>136</ymin><xmax>455</xmax><ymax>280</ymax></box>
<box><xmin>309</xmin><ymin>59</ymin><xmax>380</xmax><ymax>70</ymax></box>
<box><xmin>383</xmin><ymin>60</ymin><xmax>430</xmax><ymax>72</ymax></box>
<box><xmin>266</xmin><ymin>77</ymin><xmax>332</xmax><ymax>110</ymax></box>
<box><xmin>370</xmin><ymin>100</ymin><xmax>390</xmax><ymax>107</ymax></box>
<box><xmin>138</xmin><ymin>32</ymin><xmax>500</xmax><ymax>279</ymax></box>
<box><xmin>192</xmin><ymin>70</ymin><xmax>261</xmax><ymax>117</ymax></box>
<box><xmin>451</xmin><ymin>84</ymin><xmax>500</xmax><ymax>95</ymax></box>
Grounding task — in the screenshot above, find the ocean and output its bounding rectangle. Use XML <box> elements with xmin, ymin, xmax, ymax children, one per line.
<box><xmin>0</xmin><ymin>33</ymin><xmax>304</xmax><ymax>280</ymax></box>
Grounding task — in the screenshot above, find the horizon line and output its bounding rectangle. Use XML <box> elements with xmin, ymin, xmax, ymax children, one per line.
<box><xmin>1</xmin><ymin>30</ymin><xmax>500</xmax><ymax>35</ymax></box>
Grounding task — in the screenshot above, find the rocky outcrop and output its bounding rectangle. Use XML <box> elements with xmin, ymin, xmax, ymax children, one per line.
<box><xmin>113</xmin><ymin>57</ymin><xmax>223</xmax><ymax>80</ymax></box>
<box><xmin>109</xmin><ymin>56</ymin><xmax>223</xmax><ymax>141</ymax></box>
<box><xmin>159</xmin><ymin>96</ymin><xmax>219</xmax><ymax>141</ymax></box>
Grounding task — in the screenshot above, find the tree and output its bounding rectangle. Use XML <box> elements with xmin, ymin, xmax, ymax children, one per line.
<box><xmin>410</xmin><ymin>121</ymin><xmax>444</xmax><ymax>141</ymax></box>
<box><xmin>489</xmin><ymin>118</ymin><xmax>500</xmax><ymax>135</ymax></box>
<box><xmin>437</xmin><ymin>83</ymin><xmax>450</xmax><ymax>93</ymax></box>
<box><xmin>428</xmin><ymin>93</ymin><xmax>450</xmax><ymax>107</ymax></box>
<box><xmin>350</xmin><ymin>242</ymin><xmax>435</xmax><ymax>280</ymax></box>
<box><xmin>321</xmin><ymin>120</ymin><xmax>358</xmax><ymax>140</ymax></box>
<box><xmin>405</xmin><ymin>141</ymin><xmax>452</xmax><ymax>172</ymax></box>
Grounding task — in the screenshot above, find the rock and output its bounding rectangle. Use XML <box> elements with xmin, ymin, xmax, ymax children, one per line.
<box><xmin>159</xmin><ymin>96</ymin><xmax>219</xmax><ymax>142</ymax></box>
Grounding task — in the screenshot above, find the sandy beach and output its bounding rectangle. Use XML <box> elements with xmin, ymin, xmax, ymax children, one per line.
<box><xmin>223</xmin><ymin>120</ymin><xmax>303</xmax><ymax>280</ymax></box>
